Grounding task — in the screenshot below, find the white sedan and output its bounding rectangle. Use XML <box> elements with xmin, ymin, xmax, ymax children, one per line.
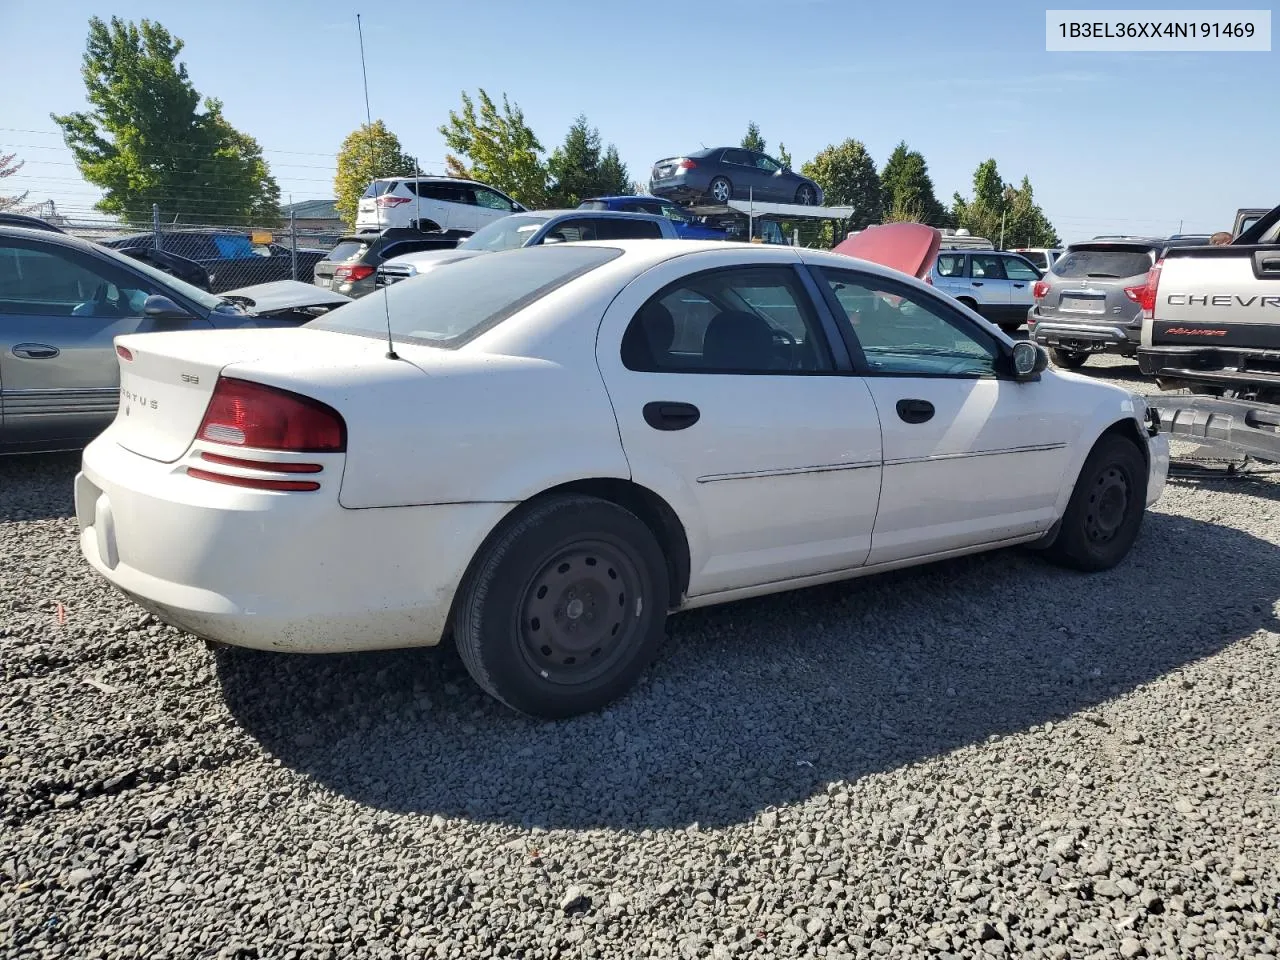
<box><xmin>76</xmin><ymin>238</ymin><xmax>1170</xmax><ymax>718</ymax></box>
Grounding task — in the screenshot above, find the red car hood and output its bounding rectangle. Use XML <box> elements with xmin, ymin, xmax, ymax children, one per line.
<box><xmin>832</xmin><ymin>222</ymin><xmax>941</xmax><ymax>280</ymax></box>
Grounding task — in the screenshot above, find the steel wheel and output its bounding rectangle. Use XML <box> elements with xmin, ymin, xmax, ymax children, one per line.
<box><xmin>709</xmin><ymin>177</ymin><xmax>732</xmax><ymax>204</ymax></box>
<box><xmin>515</xmin><ymin>538</ymin><xmax>645</xmax><ymax>686</ymax></box>
<box><xmin>1083</xmin><ymin>466</ymin><xmax>1130</xmax><ymax>544</ymax></box>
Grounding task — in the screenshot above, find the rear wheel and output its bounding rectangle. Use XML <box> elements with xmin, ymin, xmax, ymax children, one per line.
<box><xmin>795</xmin><ymin>184</ymin><xmax>816</xmax><ymax>205</ymax></box>
<box><xmin>1052</xmin><ymin>348</ymin><xmax>1089</xmax><ymax>369</ymax></box>
<box><xmin>1042</xmin><ymin>434</ymin><xmax>1147</xmax><ymax>572</ymax></box>
<box><xmin>708</xmin><ymin>177</ymin><xmax>733</xmax><ymax>204</ymax></box>
<box><xmin>453</xmin><ymin>495</ymin><xmax>670</xmax><ymax>718</ymax></box>
<box><xmin>957</xmin><ymin>297</ymin><xmax>979</xmax><ymax>313</ymax></box>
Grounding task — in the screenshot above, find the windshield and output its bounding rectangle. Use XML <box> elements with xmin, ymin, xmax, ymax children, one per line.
<box><xmin>97</xmin><ymin>243</ymin><xmax>224</xmax><ymax>311</ymax></box>
<box><xmin>308</xmin><ymin>244</ymin><xmax>621</xmax><ymax>347</ymax></box>
<box><xmin>459</xmin><ymin>214</ymin><xmax>549</xmax><ymax>252</ymax></box>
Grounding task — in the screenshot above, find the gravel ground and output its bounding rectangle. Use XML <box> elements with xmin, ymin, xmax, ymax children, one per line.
<box><xmin>3</xmin><ymin>357</ymin><xmax>1278</xmax><ymax>960</ymax></box>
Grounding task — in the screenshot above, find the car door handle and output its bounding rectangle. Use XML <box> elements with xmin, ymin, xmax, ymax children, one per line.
<box><xmin>896</xmin><ymin>398</ymin><xmax>935</xmax><ymax>424</ymax></box>
<box><xmin>643</xmin><ymin>401</ymin><xmax>700</xmax><ymax>431</ymax></box>
<box><xmin>1012</xmin><ymin>283</ymin><xmax>1026</xmax><ymax>288</ymax></box>
<box><xmin>971</xmin><ymin>281</ymin><xmax>984</xmax><ymax>287</ymax></box>
<box><xmin>11</xmin><ymin>343</ymin><xmax>60</xmax><ymax>360</ymax></box>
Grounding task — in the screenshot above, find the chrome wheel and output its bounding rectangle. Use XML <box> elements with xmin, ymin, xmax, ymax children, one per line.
<box><xmin>516</xmin><ymin>539</ymin><xmax>644</xmax><ymax>686</ymax></box>
<box><xmin>709</xmin><ymin>178</ymin><xmax>731</xmax><ymax>203</ymax></box>
<box><xmin>796</xmin><ymin>185</ymin><xmax>815</xmax><ymax>205</ymax></box>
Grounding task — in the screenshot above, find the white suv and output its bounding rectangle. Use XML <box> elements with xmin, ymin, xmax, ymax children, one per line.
<box><xmin>356</xmin><ymin>177</ymin><xmax>526</xmax><ymax>234</ymax></box>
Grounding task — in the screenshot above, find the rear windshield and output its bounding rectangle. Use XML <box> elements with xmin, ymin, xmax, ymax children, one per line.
<box><xmin>307</xmin><ymin>244</ymin><xmax>622</xmax><ymax>348</ymax></box>
<box><xmin>324</xmin><ymin>240</ymin><xmax>371</xmax><ymax>264</ymax></box>
<box><xmin>1052</xmin><ymin>247</ymin><xmax>1153</xmax><ymax>280</ymax></box>
<box><xmin>361</xmin><ymin>181</ymin><xmax>399</xmax><ymax>199</ymax></box>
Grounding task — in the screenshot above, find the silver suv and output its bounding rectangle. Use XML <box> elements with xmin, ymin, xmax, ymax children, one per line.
<box><xmin>926</xmin><ymin>250</ymin><xmax>1042</xmax><ymax>333</ymax></box>
<box><xmin>1027</xmin><ymin>237</ymin><xmax>1209</xmax><ymax>368</ymax></box>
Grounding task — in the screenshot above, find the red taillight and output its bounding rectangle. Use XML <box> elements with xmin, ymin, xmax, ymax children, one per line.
<box><xmin>116</xmin><ymin>345</ymin><xmax>133</xmax><ymax>361</ymax></box>
<box><xmin>677</xmin><ymin>158</ymin><xmax>697</xmax><ymax>170</ymax></box>
<box><xmin>376</xmin><ymin>195</ymin><xmax>411</xmax><ymax>208</ymax></box>
<box><xmin>334</xmin><ymin>264</ymin><xmax>375</xmax><ymax>282</ymax></box>
<box><xmin>1124</xmin><ymin>259</ymin><xmax>1163</xmax><ymax>320</ymax></box>
<box><xmin>1032</xmin><ymin>280</ymin><xmax>1049</xmax><ymax>300</ymax></box>
<box><xmin>196</xmin><ymin>377</ymin><xmax>346</xmax><ymax>453</ymax></box>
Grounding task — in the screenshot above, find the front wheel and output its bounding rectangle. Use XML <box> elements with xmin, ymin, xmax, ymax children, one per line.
<box><xmin>453</xmin><ymin>495</ymin><xmax>670</xmax><ymax>718</ymax></box>
<box><xmin>1052</xmin><ymin>348</ymin><xmax>1089</xmax><ymax>369</ymax></box>
<box><xmin>1042</xmin><ymin>434</ymin><xmax>1148</xmax><ymax>572</ymax></box>
<box><xmin>795</xmin><ymin>184</ymin><xmax>816</xmax><ymax>205</ymax></box>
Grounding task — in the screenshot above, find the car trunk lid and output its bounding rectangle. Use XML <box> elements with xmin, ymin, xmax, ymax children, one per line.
<box><xmin>109</xmin><ymin>328</ymin><xmax>382</xmax><ymax>463</ymax></box>
<box><xmin>829</xmin><ymin>222</ymin><xmax>941</xmax><ymax>280</ymax></box>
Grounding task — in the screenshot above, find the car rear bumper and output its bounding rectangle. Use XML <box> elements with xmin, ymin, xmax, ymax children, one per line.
<box><xmin>1137</xmin><ymin>344</ymin><xmax>1280</xmax><ymax>385</ymax></box>
<box><xmin>75</xmin><ymin>433</ymin><xmax>514</xmax><ymax>653</ymax></box>
<box><xmin>650</xmin><ymin>177</ymin><xmax>703</xmax><ymax>202</ymax></box>
<box><xmin>1029</xmin><ymin>313</ymin><xmax>1140</xmax><ymax>353</ymax></box>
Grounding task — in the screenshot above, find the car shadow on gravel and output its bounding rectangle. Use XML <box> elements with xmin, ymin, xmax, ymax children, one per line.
<box><xmin>216</xmin><ymin>506</ymin><xmax>1280</xmax><ymax>830</ymax></box>
<box><xmin>0</xmin><ymin>453</ymin><xmax>79</xmax><ymax>522</ymax></box>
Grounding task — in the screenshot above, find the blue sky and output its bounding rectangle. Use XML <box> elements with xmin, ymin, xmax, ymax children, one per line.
<box><xmin>0</xmin><ymin>0</ymin><xmax>1274</xmax><ymax>243</ymax></box>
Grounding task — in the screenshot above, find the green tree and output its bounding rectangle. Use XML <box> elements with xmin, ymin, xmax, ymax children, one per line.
<box><xmin>952</xmin><ymin>159</ymin><xmax>1058</xmax><ymax>247</ymax></box>
<box><xmin>741</xmin><ymin>121</ymin><xmax>766</xmax><ymax>154</ymax></box>
<box><xmin>879</xmin><ymin>141</ymin><xmax>948</xmax><ymax>226</ymax></box>
<box><xmin>51</xmin><ymin>16</ymin><xmax>280</xmax><ymax>226</ymax></box>
<box><xmin>598</xmin><ymin>145</ymin><xmax>632</xmax><ymax>196</ymax></box>
<box><xmin>801</xmin><ymin>139</ymin><xmax>882</xmax><ymax>228</ymax></box>
<box><xmin>333</xmin><ymin>120</ymin><xmax>418</xmax><ymax>229</ymax></box>
<box><xmin>440</xmin><ymin>89</ymin><xmax>548</xmax><ymax>207</ymax></box>
<box><xmin>0</xmin><ymin>153</ymin><xmax>36</xmax><ymax>213</ymax></box>
<box><xmin>776</xmin><ymin>142</ymin><xmax>792</xmax><ymax>169</ymax></box>
<box><xmin>546</xmin><ymin>115</ymin><xmax>631</xmax><ymax>206</ymax></box>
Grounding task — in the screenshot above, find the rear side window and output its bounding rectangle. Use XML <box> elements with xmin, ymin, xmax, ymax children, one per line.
<box><xmin>936</xmin><ymin>254</ymin><xmax>966</xmax><ymax>277</ymax></box>
<box><xmin>593</xmin><ymin>219</ymin><xmax>664</xmax><ymax>240</ymax></box>
<box><xmin>1053</xmin><ymin>248</ymin><xmax>1153</xmax><ymax>280</ymax></box>
<box><xmin>308</xmin><ymin>245</ymin><xmax>622</xmax><ymax>347</ymax></box>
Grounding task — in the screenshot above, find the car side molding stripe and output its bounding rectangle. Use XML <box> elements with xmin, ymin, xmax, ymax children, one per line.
<box><xmin>697</xmin><ymin>460</ymin><xmax>881</xmax><ymax>484</ymax></box>
<box><xmin>884</xmin><ymin>442</ymin><xmax>1068</xmax><ymax>467</ymax></box>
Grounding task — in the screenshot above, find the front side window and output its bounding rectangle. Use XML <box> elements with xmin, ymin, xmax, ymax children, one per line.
<box><xmin>1002</xmin><ymin>256</ymin><xmax>1041</xmax><ymax>281</ymax></box>
<box><xmin>620</xmin><ymin>265</ymin><xmax>833</xmax><ymax>374</ymax></box>
<box><xmin>817</xmin><ymin>268</ymin><xmax>1000</xmax><ymax>378</ymax></box>
<box><xmin>0</xmin><ymin>242</ymin><xmax>154</xmax><ymax>318</ymax></box>
<box><xmin>308</xmin><ymin>244</ymin><xmax>621</xmax><ymax>347</ymax></box>
<box><xmin>473</xmin><ymin>187</ymin><xmax>517</xmax><ymax>211</ymax></box>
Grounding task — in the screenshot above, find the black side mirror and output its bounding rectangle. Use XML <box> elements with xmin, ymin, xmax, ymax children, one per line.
<box><xmin>1011</xmin><ymin>340</ymin><xmax>1049</xmax><ymax>381</ymax></box>
<box><xmin>142</xmin><ymin>294</ymin><xmax>191</xmax><ymax>321</ymax></box>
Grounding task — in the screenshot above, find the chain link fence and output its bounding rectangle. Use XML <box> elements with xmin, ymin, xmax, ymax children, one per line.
<box><xmin>55</xmin><ymin>205</ymin><xmax>344</xmax><ymax>293</ymax></box>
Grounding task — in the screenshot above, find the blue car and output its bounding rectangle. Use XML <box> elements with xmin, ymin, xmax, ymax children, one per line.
<box><xmin>577</xmin><ymin>195</ymin><xmax>727</xmax><ymax>240</ymax></box>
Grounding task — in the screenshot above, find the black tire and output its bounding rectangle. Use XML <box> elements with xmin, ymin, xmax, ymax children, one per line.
<box><xmin>453</xmin><ymin>494</ymin><xmax>670</xmax><ymax>719</ymax></box>
<box><xmin>708</xmin><ymin>176</ymin><xmax>733</xmax><ymax>205</ymax></box>
<box><xmin>1043</xmin><ymin>434</ymin><xmax>1148</xmax><ymax>572</ymax></box>
<box><xmin>1052</xmin><ymin>348</ymin><xmax>1089</xmax><ymax>369</ymax></box>
<box><xmin>409</xmin><ymin>218</ymin><xmax>441</xmax><ymax>232</ymax></box>
<box><xmin>795</xmin><ymin>184</ymin><xmax>816</xmax><ymax>205</ymax></box>
<box><xmin>957</xmin><ymin>297</ymin><xmax>979</xmax><ymax>312</ymax></box>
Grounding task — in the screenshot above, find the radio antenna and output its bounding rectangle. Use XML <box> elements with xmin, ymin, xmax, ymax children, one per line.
<box><xmin>357</xmin><ymin>12</ymin><xmax>399</xmax><ymax>360</ymax></box>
